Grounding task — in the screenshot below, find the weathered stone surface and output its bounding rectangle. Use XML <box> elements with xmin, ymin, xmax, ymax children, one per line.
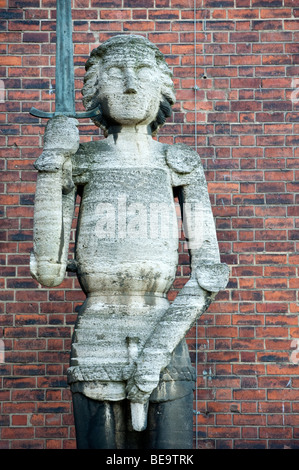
<box><xmin>31</xmin><ymin>34</ymin><xmax>229</xmax><ymax>443</ymax></box>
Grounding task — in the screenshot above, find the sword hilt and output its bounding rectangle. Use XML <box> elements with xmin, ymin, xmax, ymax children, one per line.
<box><xmin>29</xmin><ymin>106</ymin><xmax>101</xmax><ymax>120</ymax></box>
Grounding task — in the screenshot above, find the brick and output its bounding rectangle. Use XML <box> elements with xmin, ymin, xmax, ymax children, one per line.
<box><xmin>100</xmin><ymin>10</ymin><xmax>131</xmax><ymax>20</ymax></box>
<box><xmin>8</xmin><ymin>20</ymin><xmax>40</xmax><ymax>31</ymax></box>
<box><xmin>252</xmin><ymin>20</ymin><xmax>283</xmax><ymax>30</ymax></box>
<box><xmin>91</xmin><ymin>0</ymin><xmax>121</xmax><ymax>5</ymax></box>
<box><xmin>0</xmin><ymin>56</ymin><xmax>22</xmax><ymax>66</ymax></box>
<box><xmin>149</xmin><ymin>9</ymin><xmax>180</xmax><ymax>20</ymax></box>
<box><xmin>230</xmin><ymin>32</ymin><xmax>260</xmax><ymax>43</ymax></box>
<box><xmin>231</xmin><ymin>78</ymin><xmax>262</xmax><ymax>88</ymax></box>
<box><xmin>2</xmin><ymin>427</ymin><xmax>34</xmax><ymax>440</ymax></box>
<box><xmin>207</xmin><ymin>426</ymin><xmax>240</xmax><ymax>438</ymax></box>
<box><xmin>11</xmin><ymin>415</ymin><xmax>28</xmax><ymax>426</ymax></box>
<box><xmin>260</xmin><ymin>427</ymin><xmax>293</xmax><ymax>440</ymax></box>
<box><xmin>252</xmin><ymin>0</ymin><xmax>282</xmax><ymax>5</ymax></box>
<box><xmin>23</xmin><ymin>33</ymin><xmax>49</xmax><ymax>43</ymax></box>
<box><xmin>233</xmin><ymin>414</ymin><xmax>266</xmax><ymax>426</ymax></box>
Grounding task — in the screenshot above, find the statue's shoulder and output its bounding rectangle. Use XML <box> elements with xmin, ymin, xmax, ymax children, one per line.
<box><xmin>74</xmin><ymin>139</ymin><xmax>111</xmax><ymax>159</ymax></box>
<box><xmin>72</xmin><ymin>139</ymin><xmax>111</xmax><ymax>174</ymax></box>
<box><xmin>72</xmin><ymin>140</ymin><xmax>110</xmax><ymax>183</ymax></box>
<box><xmin>163</xmin><ymin>143</ymin><xmax>201</xmax><ymax>175</ymax></box>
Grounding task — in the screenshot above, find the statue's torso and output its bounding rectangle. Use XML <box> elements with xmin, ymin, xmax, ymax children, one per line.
<box><xmin>73</xmin><ymin>136</ymin><xmax>179</xmax><ymax>298</ymax></box>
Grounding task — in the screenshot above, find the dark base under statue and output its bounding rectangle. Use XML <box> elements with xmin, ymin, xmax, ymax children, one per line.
<box><xmin>71</xmin><ymin>340</ymin><xmax>195</xmax><ymax>449</ymax></box>
<box><xmin>72</xmin><ymin>392</ymin><xmax>194</xmax><ymax>449</ymax></box>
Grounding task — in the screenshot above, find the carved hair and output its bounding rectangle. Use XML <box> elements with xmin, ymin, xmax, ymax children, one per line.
<box><xmin>82</xmin><ymin>35</ymin><xmax>176</xmax><ymax>136</ymax></box>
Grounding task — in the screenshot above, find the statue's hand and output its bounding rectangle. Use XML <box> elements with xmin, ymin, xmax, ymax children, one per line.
<box><xmin>30</xmin><ymin>252</ymin><xmax>65</xmax><ymax>287</ymax></box>
<box><xmin>125</xmin><ymin>352</ymin><xmax>167</xmax><ymax>404</ymax></box>
<box><xmin>126</xmin><ymin>375</ymin><xmax>155</xmax><ymax>404</ymax></box>
<box><xmin>35</xmin><ymin>116</ymin><xmax>79</xmax><ymax>173</ymax></box>
<box><xmin>124</xmin><ymin>361</ymin><xmax>154</xmax><ymax>403</ymax></box>
<box><xmin>126</xmin><ymin>383</ymin><xmax>150</xmax><ymax>404</ymax></box>
<box><xmin>43</xmin><ymin>115</ymin><xmax>79</xmax><ymax>157</ymax></box>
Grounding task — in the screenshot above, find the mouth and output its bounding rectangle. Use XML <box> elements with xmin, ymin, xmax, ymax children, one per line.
<box><xmin>120</xmin><ymin>94</ymin><xmax>142</xmax><ymax>102</ymax></box>
<box><xmin>113</xmin><ymin>95</ymin><xmax>150</xmax><ymax>112</ymax></box>
<box><xmin>100</xmin><ymin>93</ymin><xmax>159</xmax><ymax>125</ymax></box>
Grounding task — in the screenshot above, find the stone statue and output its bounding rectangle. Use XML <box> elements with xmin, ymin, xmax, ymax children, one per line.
<box><xmin>30</xmin><ymin>35</ymin><xmax>229</xmax><ymax>449</ymax></box>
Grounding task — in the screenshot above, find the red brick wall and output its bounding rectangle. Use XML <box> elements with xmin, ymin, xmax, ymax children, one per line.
<box><xmin>1</xmin><ymin>0</ymin><xmax>299</xmax><ymax>449</ymax></box>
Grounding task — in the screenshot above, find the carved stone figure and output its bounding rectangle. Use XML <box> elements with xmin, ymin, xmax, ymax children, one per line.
<box><xmin>30</xmin><ymin>35</ymin><xmax>229</xmax><ymax>449</ymax></box>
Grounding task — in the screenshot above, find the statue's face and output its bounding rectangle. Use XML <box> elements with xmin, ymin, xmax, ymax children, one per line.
<box><xmin>97</xmin><ymin>46</ymin><xmax>162</xmax><ymax>127</ymax></box>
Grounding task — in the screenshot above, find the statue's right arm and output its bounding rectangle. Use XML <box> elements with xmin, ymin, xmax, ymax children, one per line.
<box><xmin>30</xmin><ymin>116</ymin><xmax>79</xmax><ymax>287</ymax></box>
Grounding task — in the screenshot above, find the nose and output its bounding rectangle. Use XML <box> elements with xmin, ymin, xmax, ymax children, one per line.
<box><xmin>124</xmin><ymin>69</ymin><xmax>137</xmax><ymax>94</ymax></box>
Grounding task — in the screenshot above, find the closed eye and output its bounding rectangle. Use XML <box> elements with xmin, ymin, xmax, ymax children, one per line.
<box><xmin>137</xmin><ymin>64</ymin><xmax>151</xmax><ymax>70</ymax></box>
<box><xmin>136</xmin><ymin>65</ymin><xmax>152</xmax><ymax>77</ymax></box>
<box><xmin>107</xmin><ymin>66</ymin><xmax>123</xmax><ymax>78</ymax></box>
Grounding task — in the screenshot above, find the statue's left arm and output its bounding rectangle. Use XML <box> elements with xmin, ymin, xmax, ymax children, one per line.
<box><xmin>30</xmin><ymin>116</ymin><xmax>79</xmax><ymax>287</ymax></box>
<box><xmin>126</xmin><ymin>144</ymin><xmax>230</xmax><ymax>404</ymax></box>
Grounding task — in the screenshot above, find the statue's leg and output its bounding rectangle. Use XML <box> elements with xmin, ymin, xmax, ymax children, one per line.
<box><xmin>72</xmin><ymin>393</ymin><xmax>146</xmax><ymax>449</ymax></box>
<box><xmin>72</xmin><ymin>393</ymin><xmax>121</xmax><ymax>449</ymax></box>
<box><xmin>120</xmin><ymin>392</ymin><xmax>194</xmax><ymax>449</ymax></box>
<box><xmin>145</xmin><ymin>392</ymin><xmax>194</xmax><ymax>449</ymax></box>
<box><xmin>142</xmin><ymin>339</ymin><xmax>195</xmax><ymax>449</ymax></box>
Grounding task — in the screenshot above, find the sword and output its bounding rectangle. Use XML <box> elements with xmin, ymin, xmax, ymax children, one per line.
<box><xmin>30</xmin><ymin>0</ymin><xmax>99</xmax><ymax>120</ymax></box>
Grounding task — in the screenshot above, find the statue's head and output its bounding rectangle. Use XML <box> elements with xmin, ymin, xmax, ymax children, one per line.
<box><xmin>82</xmin><ymin>35</ymin><xmax>176</xmax><ymax>136</ymax></box>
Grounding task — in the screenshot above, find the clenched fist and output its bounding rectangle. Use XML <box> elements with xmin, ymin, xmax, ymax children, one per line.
<box><xmin>43</xmin><ymin>115</ymin><xmax>80</xmax><ymax>157</ymax></box>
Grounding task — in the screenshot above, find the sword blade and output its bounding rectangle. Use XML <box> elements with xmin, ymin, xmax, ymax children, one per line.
<box><xmin>55</xmin><ymin>0</ymin><xmax>75</xmax><ymax>116</ymax></box>
<box><xmin>30</xmin><ymin>0</ymin><xmax>100</xmax><ymax>120</ymax></box>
